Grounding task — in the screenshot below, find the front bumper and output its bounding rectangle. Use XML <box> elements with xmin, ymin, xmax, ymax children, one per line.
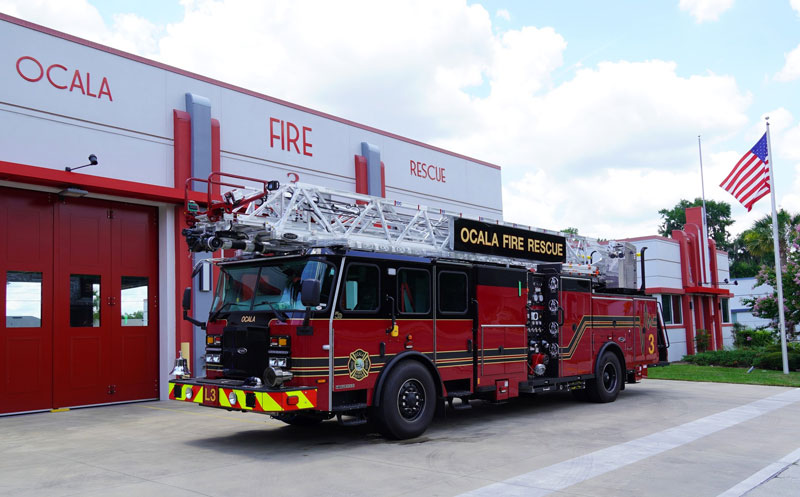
<box><xmin>169</xmin><ymin>379</ymin><xmax>317</xmax><ymax>413</ymax></box>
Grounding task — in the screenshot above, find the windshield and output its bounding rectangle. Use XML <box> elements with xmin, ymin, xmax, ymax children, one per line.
<box><xmin>211</xmin><ymin>259</ymin><xmax>336</xmax><ymax>314</ymax></box>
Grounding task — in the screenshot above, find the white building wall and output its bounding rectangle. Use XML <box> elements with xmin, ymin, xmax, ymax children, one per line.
<box><xmin>730</xmin><ymin>277</ymin><xmax>773</xmax><ymax>329</ymax></box>
<box><xmin>1</xmin><ymin>19</ymin><xmax>502</xmax><ymax>219</ymax></box>
<box><xmin>629</xmin><ymin>238</ymin><xmax>683</xmax><ymax>291</ymax></box>
<box><xmin>663</xmin><ymin>325</ymin><xmax>687</xmax><ymax>361</ymax></box>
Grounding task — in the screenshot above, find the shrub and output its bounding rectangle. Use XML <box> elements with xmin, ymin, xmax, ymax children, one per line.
<box><xmin>695</xmin><ymin>329</ymin><xmax>710</xmax><ymax>353</ymax></box>
<box><xmin>753</xmin><ymin>351</ymin><xmax>800</xmax><ymax>371</ymax></box>
<box><xmin>733</xmin><ymin>326</ymin><xmax>775</xmax><ymax>348</ymax></box>
<box><xmin>683</xmin><ymin>349</ymin><xmax>761</xmax><ymax>367</ymax></box>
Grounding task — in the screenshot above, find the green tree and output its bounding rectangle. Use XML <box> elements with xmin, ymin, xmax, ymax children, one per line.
<box><xmin>729</xmin><ymin>231</ymin><xmax>762</xmax><ymax>278</ymax></box>
<box><xmin>657</xmin><ymin>198</ymin><xmax>734</xmax><ymax>252</ymax></box>
<box><xmin>741</xmin><ymin>210</ymin><xmax>800</xmax><ymax>266</ymax></box>
<box><xmin>562</xmin><ymin>227</ymin><xmax>579</xmax><ymax>235</ymax></box>
<box><xmin>743</xmin><ymin>222</ymin><xmax>800</xmax><ymax>340</ymax></box>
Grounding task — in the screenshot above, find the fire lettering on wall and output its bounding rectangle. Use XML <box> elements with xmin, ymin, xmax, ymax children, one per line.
<box><xmin>269</xmin><ymin>117</ymin><xmax>312</xmax><ymax>157</ymax></box>
<box><xmin>16</xmin><ymin>56</ymin><xmax>113</xmax><ymax>102</ymax></box>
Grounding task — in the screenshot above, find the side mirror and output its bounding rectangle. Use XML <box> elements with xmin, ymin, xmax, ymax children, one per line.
<box><xmin>182</xmin><ymin>287</ymin><xmax>192</xmax><ymax>311</ymax></box>
<box><xmin>300</xmin><ymin>279</ymin><xmax>321</xmax><ymax>308</ymax></box>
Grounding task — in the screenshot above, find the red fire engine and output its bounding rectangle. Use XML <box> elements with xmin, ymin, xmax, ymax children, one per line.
<box><xmin>169</xmin><ymin>173</ymin><xmax>668</xmax><ymax>439</ymax></box>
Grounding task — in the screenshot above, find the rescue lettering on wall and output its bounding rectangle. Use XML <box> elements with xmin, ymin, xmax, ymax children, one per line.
<box><xmin>16</xmin><ymin>56</ymin><xmax>113</xmax><ymax>101</ymax></box>
<box><xmin>409</xmin><ymin>160</ymin><xmax>446</xmax><ymax>183</ymax></box>
<box><xmin>450</xmin><ymin>218</ymin><xmax>566</xmax><ymax>263</ymax></box>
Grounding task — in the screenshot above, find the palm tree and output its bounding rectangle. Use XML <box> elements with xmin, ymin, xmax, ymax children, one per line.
<box><xmin>742</xmin><ymin>210</ymin><xmax>800</xmax><ymax>266</ymax></box>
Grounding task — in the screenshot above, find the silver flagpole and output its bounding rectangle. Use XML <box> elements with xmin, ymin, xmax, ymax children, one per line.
<box><xmin>698</xmin><ymin>135</ymin><xmax>711</xmax><ymax>285</ymax></box>
<box><xmin>765</xmin><ymin>117</ymin><xmax>789</xmax><ymax>375</ymax></box>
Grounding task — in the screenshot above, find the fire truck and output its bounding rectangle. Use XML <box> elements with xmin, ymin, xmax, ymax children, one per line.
<box><xmin>169</xmin><ymin>173</ymin><xmax>668</xmax><ymax>439</ymax></box>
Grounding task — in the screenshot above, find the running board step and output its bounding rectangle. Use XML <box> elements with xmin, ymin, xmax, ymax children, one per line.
<box><xmin>448</xmin><ymin>397</ymin><xmax>472</xmax><ymax>411</ymax></box>
<box><xmin>336</xmin><ymin>413</ymin><xmax>368</xmax><ymax>427</ymax></box>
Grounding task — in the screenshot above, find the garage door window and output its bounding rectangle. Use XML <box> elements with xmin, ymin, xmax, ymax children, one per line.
<box><xmin>70</xmin><ymin>274</ymin><xmax>100</xmax><ymax>327</ymax></box>
<box><xmin>6</xmin><ymin>271</ymin><xmax>42</xmax><ymax>328</ymax></box>
<box><xmin>121</xmin><ymin>276</ymin><xmax>148</xmax><ymax>326</ymax></box>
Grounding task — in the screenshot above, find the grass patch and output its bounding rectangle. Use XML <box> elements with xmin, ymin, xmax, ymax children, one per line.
<box><xmin>647</xmin><ymin>363</ymin><xmax>800</xmax><ymax>387</ymax></box>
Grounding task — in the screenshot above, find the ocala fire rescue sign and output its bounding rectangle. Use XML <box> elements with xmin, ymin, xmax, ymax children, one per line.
<box><xmin>450</xmin><ymin>218</ymin><xmax>566</xmax><ymax>263</ymax></box>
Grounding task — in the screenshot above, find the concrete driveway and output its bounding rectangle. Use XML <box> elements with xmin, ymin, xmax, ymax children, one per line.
<box><xmin>1</xmin><ymin>380</ymin><xmax>798</xmax><ymax>497</ymax></box>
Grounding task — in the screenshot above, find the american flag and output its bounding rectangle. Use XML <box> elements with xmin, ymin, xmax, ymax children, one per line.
<box><xmin>720</xmin><ymin>133</ymin><xmax>770</xmax><ymax>212</ymax></box>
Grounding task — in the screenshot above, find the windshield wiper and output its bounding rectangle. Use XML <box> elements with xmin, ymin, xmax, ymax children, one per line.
<box><xmin>254</xmin><ymin>300</ymin><xmax>289</xmax><ymax>323</ymax></box>
<box><xmin>210</xmin><ymin>302</ymin><xmax>234</xmax><ymax>322</ymax></box>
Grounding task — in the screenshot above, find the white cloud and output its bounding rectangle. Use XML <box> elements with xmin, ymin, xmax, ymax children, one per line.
<box><xmin>2</xmin><ymin>0</ymin><xmax>783</xmax><ymax>241</ymax></box>
<box><xmin>679</xmin><ymin>0</ymin><xmax>734</xmax><ymax>22</ymax></box>
<box><xmin>792</xmin><ymin>0</ymin><xmax>800</xmax><ymax>15</ymax></box>
<box><xmin>0</xmin><ymin>0</ymin><xmax>161</xmax><ymax>56</ymax></box>
<box><xmin>775</xmin><ymin>43</ymin><xmax>800</xmax><ymax>82</ymax></box>
<box><xmin>496</xmin><ymin>9</ymin><xmax>510</xmax><ymax>21</ymax></box>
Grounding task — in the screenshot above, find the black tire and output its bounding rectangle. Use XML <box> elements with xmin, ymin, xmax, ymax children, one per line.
<box><xmin>586</xmin><ymin>352</ymin><xmax>622</xmax><ymax>403</ymax></box>
<box><xmin>273</xmin><ymin>413</ymin><xmax>325</xmax><ymax>426</ymax></box>
<box><xmin>375</xmin><ymin>361</ymin><xmax>436</xmax><ymax>440</ymax></box>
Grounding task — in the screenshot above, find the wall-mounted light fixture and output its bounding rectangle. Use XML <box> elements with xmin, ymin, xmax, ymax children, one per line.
<box><xmin>58</xmin><ymin>187</ymin><xmax>89</xmax><ymax>198</ymax></box>
<box><xmin>65</xmin><ymin>154</ymin><xmax>99</xmax><ymax>172</ymax></box>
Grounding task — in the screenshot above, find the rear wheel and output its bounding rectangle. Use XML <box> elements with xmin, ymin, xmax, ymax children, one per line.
<box><xmin>587</xmin><ymin>352</ymin><xmax>622</xmax><ymax>403</ymax></box>
<box><xmin>375</xmin><ymin>361</ymin><xmax>436</xmax><ymax>439</ymax></box>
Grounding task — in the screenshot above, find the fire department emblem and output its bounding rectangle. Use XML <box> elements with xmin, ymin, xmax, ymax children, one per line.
<box><xmin>348</xmin><ymin>349</ymin><xmax>371</xmax><ymax>381</ymax></box>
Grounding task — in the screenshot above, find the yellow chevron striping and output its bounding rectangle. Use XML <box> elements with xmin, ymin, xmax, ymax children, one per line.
<box><xmin>258</xmin><ymin>392</ymin><xmax>283</xmax><ymax>411</ymax></box>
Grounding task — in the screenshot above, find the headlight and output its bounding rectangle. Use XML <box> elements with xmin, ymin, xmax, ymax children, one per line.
<box><xmin>205</xmin><ymin>354</ymin><xmax>221</xmax><ymax>364</ymax></box>
<box><xmin>269</xmin><ymin>357</ymin><xmax>287</xmax><ymax>367</ymax></box>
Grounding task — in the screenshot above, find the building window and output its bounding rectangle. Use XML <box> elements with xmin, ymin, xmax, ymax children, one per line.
<box><xmin>6</xmin><ymin>271</ymin><xmax>42</xmax><ymax>328</ymax></box>
<box><xmin>70</xmin><ymin>274</ymin><xmax>101</xmax><ymax>327</ymax></box>
<box><xmin>661</xmin><ymin>294</ymin><xmax>682</xmax><ymax>325</ymax></box>
<box><xmin>121</xmin><ymin>276</ymin><xmax>148</xmax><ymax>326</ymax></box>
<box><xmin>721</xmin><ymin>298</ymin><xmax>730</xmax><ymax>323</ymax></box>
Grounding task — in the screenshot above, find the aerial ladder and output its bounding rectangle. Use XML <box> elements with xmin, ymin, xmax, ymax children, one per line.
<box><xmin>182</xmin><ymin>172</ymin><xmax>638</xmax><ymax>290</ymax></box>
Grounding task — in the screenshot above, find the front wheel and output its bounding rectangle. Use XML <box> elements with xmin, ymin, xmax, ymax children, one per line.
<box><xmin>587</xmin><ymin>352</ymin><xmax>622</xmax><ymax>403</ymax></box>
<box><xmin>375</xmin><ymin>361</ymin><xmax>436</xmax><ymax>439</ymax></box>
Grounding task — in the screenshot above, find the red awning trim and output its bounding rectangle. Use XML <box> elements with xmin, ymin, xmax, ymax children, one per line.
<box><xmin>0</xmin><ymin>160</ymin><xmax>204</xmax><ymax>204</ymax></box>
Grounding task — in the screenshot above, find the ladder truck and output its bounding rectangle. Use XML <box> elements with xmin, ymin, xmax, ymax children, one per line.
<box><xmin>169</xmin><ymin>172</ymin><xmax>669</xmax><ymax>439</ymax></box>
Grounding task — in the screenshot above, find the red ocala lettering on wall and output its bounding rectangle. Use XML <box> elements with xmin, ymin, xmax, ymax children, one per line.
<box><xmin>269</xmin><ymin>117</ymin><xmax>312</xmax><ymax>157</ymax></box>
<box><xmin>409</xmin><ymin>160</ymin><xmax>446</xmax><ymax>183</ymax></box>
<box><xmin>16</xmin><ymin>56</ymin><xmax>113</xmax><ymax>102</ymax></box>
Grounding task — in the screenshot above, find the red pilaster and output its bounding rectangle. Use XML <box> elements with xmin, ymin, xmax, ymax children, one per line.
<box><xmin>210</xmin><ymin>118</ymin><xmax>222</xmax><ymax>282</ymax></box>
<box><xmin>354</xmin><ymin>155</ymin><xmax>368</xmax><ymax>195</ymax></box>
<box><xmin>173</xmin><ymin>110</ymin><xmax>193</xmax><ymax>361</ymax></box>
<box><xmin>712</xmin><ymin>295</ymin><xmax>723</xmax><ymax>349</ymax></box>
<box><xmin>380</xmin><ymin>161</ymin><xmax>386</xmax><ymax>197</ymax></box>
<box><xmin>682</xmin><ymin>294</ymin><xmax>695</xmax><ymax>355</ymax></box>
<box><xmin>672</xmin><ymin>231</ymin><xmax>695</xmax><ymax>288</ymax></box>
<box><xmin>708</xmin><ymin>239</ymin><xmax>719</xmax><ymax>287</ymax></box>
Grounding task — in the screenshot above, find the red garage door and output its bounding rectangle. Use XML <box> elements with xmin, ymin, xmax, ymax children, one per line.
<box><xmin>0</xmin><ymin>188</ymin><xmax>159</xmax><ymax>414</ymax></box>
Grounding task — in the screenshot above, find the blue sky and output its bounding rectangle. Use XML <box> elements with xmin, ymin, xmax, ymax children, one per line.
<box><xmin>476</xmin><ymin>1</ymin><xmax>797</xmax><ymax>120</ymax></box>
<box><xmin>3</xmin><ymin>0</ymin><xmax>799</xmax><ymax>238</ymax></box>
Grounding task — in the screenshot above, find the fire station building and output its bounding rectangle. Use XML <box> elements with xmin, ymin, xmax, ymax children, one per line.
<box><xmin>0</xmin><ymin>15</ymin><xmax>731</xmax><ymax>416</ymax></box>
<box><xmin>0</xmin><ymin>15</ymin><xmax>502</xmax><ymax>415</ymax></box>
<box><xmin>624</xmin><ymin>208</ymin><xmax>734</xmax><ymax>359</ymax></box>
